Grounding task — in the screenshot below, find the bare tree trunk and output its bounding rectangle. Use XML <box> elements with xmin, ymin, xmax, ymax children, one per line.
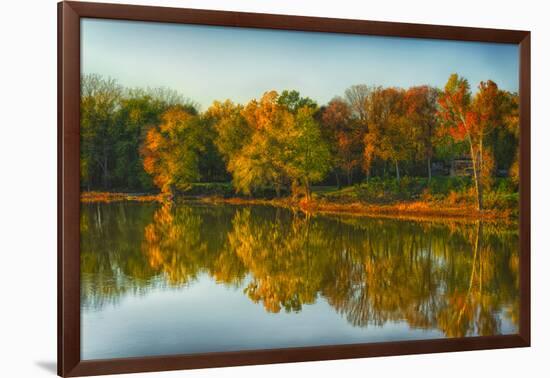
<box><xmin>427</xmin><ymin>157</ymin><xmax>432</xmax><ymax>182</ymax></box>
<box><xmin>468</xmin><ymin>138</ymin><xmax>482</xmax><ymax>211</ymax></box>
<box><xmin>459</xmin><ymin>112</ymin><xmax>482</xmax><ymax>211</ymax></box>
<box><xmin>335</xmin><ymin>172</ymin><xmax>341</xmax><ymax>189</ymax></box>
<box><xmin>395</xmin><ymin>160</ymin><xmax>400</xmax><ymax>182</ymax></box>
<box><xmin>304</xmin><ymin>177</ymin><xmax>311</xmax><ymax>201</ymax></box>
<box><xmin>479</xmin><ymin>137</ymin><xmax>484</xmax><ymax>209</ymax></box>
<box><xmin>103</xmin><ymin>150</ymin><xmax>109</xmax><ymax>189</ymax></box>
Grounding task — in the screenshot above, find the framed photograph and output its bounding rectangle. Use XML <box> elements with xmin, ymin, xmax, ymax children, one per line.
<box><xmin>58</xmin><ymin>1</ymin><xmax>530</xmax><ymax>376</ymax></box>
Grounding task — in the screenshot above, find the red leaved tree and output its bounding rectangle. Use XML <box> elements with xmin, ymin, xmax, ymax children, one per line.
<box><xmin>438</xmin><ymin>74</ymin><xmax>503</xmax><ymax>210</ymax></box>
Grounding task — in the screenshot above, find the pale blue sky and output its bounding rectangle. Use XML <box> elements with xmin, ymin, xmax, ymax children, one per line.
<box><xmin>81</xmin><ymin>18</ymin><xmax>519</xmax><ymax>110</ymax></box>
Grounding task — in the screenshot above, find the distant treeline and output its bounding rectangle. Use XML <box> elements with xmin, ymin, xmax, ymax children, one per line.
<box><xmin>81</xmin><ymin>73</ymin><xmax>519</xmax><ymax>209</ymax></box>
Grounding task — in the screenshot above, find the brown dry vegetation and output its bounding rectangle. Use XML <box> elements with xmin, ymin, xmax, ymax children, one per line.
<box><xmin>200</xmin><ymin>196</ymin><xmax>511</xmax><ymax>223</ymax></box>
<box><xmin>80</xmin><ymin>191</ymin><xmax>165</xmax><ymax>203</ymax></box>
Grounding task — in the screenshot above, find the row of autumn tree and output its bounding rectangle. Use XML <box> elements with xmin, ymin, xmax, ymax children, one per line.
<box><xmin>81</xmin><ymin>73</ymin><xmax>519</xmax><ymax>209</ymax></box>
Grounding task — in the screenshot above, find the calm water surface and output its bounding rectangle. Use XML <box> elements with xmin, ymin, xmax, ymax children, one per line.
<box><xmin>80</xmin><ymin>201</ymin><xmax>519</xmax><ymax>360</ymax></box>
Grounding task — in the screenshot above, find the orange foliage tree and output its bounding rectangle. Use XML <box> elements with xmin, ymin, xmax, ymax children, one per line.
<box><xmin>320</xmin><ymin>98</ymin><xmax>361</xmax><ymax>186</ymax></box>
<box><xmin>140</xmin><ymin>106</ymin><xmax>206</xmax><ymax>195</ymax></box>
<box><xmin>403</xmin><ymin>86</ymin><xmax>440</xmax><ymax>181</ymax></box>
<box><xmin>362</xmin><ymin>87</ymin><xmax>414</xmax><ymax>182</ymax></box>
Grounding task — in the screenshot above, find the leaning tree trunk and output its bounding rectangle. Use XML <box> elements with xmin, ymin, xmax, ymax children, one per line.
<box><xmin>460</xmin><ymin>114</ymin><xmax>483</xmax><ymax>211</ymax></box>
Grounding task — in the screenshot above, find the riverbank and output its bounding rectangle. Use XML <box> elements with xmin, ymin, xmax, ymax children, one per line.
<box><xmin>80</xmin><ymin>190</ymin><xmax>514</xmax><ymax>223</ymax></box>
<box><xmin>80</xmin><ymin>191</ymin><xmax>165</xmax><ymax>203</ymax></box>
<box><xmin>200</xmin><ymin>196</ymin><xmax>512</xmax><ymax>223</ymax></box>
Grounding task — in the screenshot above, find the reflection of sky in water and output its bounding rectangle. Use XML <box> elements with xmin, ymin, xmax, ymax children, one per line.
<box><xmin>83</xmin><ymin>273</ymin><xmax>445</xmax><ymax>360</ymax></box>
<box><xmin>80</xmin><ymin>202</ymin><xmax>519</xmax><ymax>360</ymax></box>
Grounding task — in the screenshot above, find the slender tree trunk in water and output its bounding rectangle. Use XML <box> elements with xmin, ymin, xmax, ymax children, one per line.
<box><xmin>458</xmin><ymin>220</ymin><xmax>481</xmax><ymax>323</ymax></box>
<box><xmin>335</xmin><ymin>172</ymin><xmax>341</xmax><ymax>189</ymax></box>
<box><xmin>427</xmin><ymin>157</ymin><xmax>432</xmax><ymax>182</ymax></box>
<box><xmin>346</xmin><ymin>168</ymin><xmax>352</xmax><ymax>186</ymax></box>
<box><xmin>304</xmin><ymin>212</ymin><xmax>312</xmax><ymax>288</ymax></box>
<box><xmin>395</xmin><ymin>160</ymin><xmax>400</xmax><ymax>182</ymax></box>
<box><xmin>275</xmin><ymin>183</ymin><xmax>281</xmax><ymax>198</ymax></box>
<box><xmin>96</xmin><ymin>205</ymin><xmax>102</xmax><ymax>230</ymax></box>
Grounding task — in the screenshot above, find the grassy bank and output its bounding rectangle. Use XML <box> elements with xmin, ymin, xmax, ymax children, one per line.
<box><xmin>201</xmin><ymin>196</ymin><xmax>511</xmax><ymax>223</ymax></box>
<box><xmin>313</xmin><ymin>177</ymin><xmax>518</xmax><ymax>217</ymax></box>
<box><xmin>81</xmin><ymin>177</ymin><xmax>517</xmax><ymax>221</ymax></box>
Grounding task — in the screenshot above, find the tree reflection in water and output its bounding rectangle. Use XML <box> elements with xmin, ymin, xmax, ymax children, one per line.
<box><xmin>81</xmin><ymin>201</ymin><xmax>519</xmax><ymax>337</ymax></box>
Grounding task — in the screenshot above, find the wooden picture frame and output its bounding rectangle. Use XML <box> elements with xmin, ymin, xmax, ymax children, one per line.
<box><xmin>58</xmin><ymin>1</ymin><xmax>531</xmax><ymax>376</ymax></box>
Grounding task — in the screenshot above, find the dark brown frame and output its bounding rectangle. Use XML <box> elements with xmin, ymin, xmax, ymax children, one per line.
<box><xmin>58</xmin><ymin>1</ymin><xmax>531</xmax><ymax>376</ymax></box>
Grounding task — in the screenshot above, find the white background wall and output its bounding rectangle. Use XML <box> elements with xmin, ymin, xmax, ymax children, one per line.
<box><xmin>1</xmin><ymin>0</ymin><xmax>548</xmax><ymax>376</ymax></box>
